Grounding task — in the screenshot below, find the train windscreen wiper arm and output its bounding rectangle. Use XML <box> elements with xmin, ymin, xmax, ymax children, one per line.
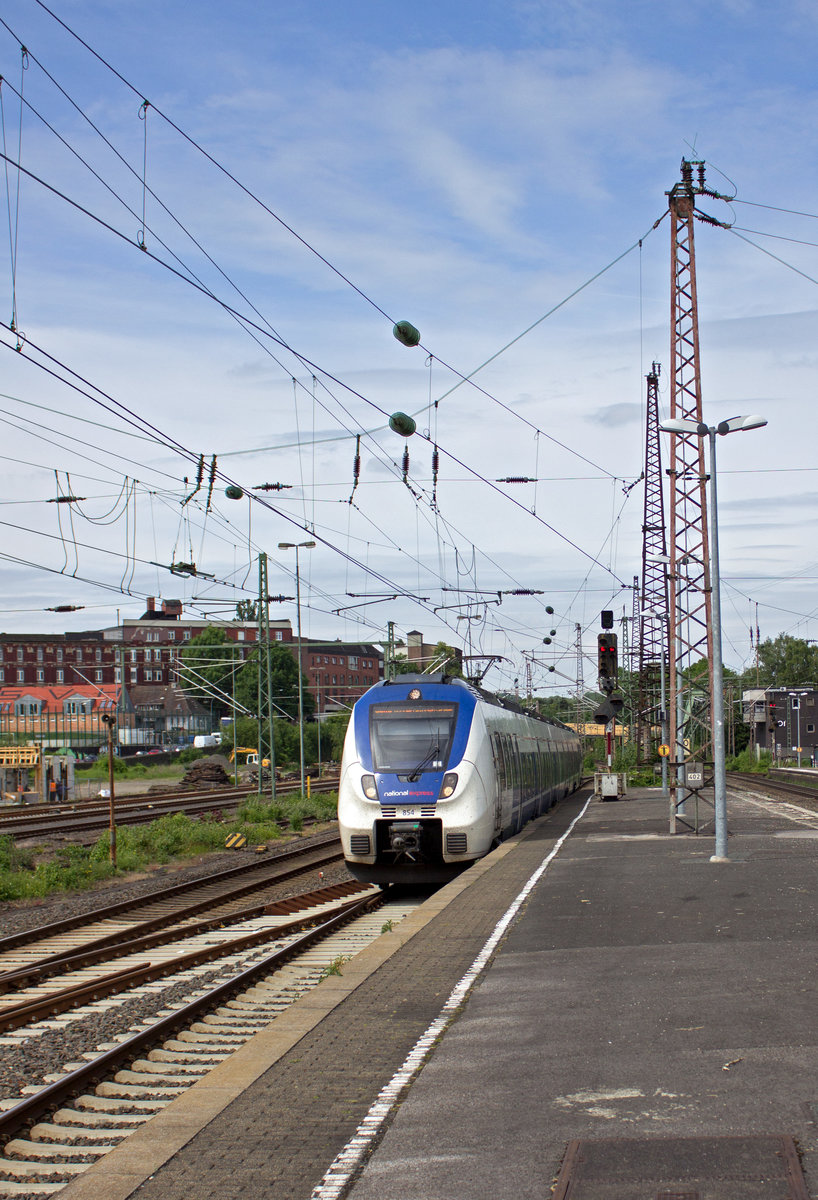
<box><xmin>407</xmin><ymin>742</ymin><xmax>440</xmax><ymax>782</ymax></box>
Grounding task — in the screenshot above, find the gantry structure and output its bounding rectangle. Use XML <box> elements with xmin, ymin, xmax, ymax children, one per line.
<box><xmin>665</xmin><ymin>160</ymin><xmax>730</xmax><ymax>818</ymax></box>
<box><xmin>636</xmin><ymin>363</ymin><xmax>669</xmax><ymax>760</ymax></box>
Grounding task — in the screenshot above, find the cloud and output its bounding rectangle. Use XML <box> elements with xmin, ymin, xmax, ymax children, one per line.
<box><xmin>590</xmin><ymin>403</ymin><xmax>644</xmax><ymax>428</ymax></box>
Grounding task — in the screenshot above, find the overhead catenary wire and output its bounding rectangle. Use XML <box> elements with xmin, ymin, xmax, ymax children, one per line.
<box><xmin>0</xmin><ymin>14</ymin><xmax>705</xmax><ymax>662</ymax></box>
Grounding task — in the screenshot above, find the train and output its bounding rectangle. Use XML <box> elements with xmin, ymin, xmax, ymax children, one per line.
<box><xmin>337</xmin><ymin>673</ymin><xmax>583</xmax><ymax>884</ymax></box>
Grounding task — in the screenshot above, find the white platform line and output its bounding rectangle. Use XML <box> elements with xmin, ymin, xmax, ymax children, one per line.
<box><xmin>311</xmin><ymin>799</ymin><xmax>592</xmax><ymax>1200</ymax></box>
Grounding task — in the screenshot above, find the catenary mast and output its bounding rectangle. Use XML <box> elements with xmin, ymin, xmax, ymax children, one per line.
<box><xmin>637</xmin><ymin>363</ymin><xmax>669</xmax><ymax>761</ymax></box>
<box><xmin>666</xmin><ymin>159</ymin><xmax>730</xmax><ymax>824</ymax></box>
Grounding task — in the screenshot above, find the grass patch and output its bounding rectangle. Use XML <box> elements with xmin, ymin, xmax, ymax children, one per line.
<box><xmin>725</xmin><ymin>749</ymin><xmax>772</xmax><ymax>774</ymax></box>
<box><xmin>0</xmin><ymin>793</ymin><xmax>339</xmax><ymax>903</ymax></box>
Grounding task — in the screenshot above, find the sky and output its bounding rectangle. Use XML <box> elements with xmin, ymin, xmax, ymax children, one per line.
<box><xmin>0</xmin><ymin>0</ymin><xmax>816</xmax><ymax>697</ymax></box>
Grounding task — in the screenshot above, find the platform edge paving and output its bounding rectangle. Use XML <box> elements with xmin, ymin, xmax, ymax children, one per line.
<box><xmin>54</xmin><ymin>799</ymin><xmax>588</xmax><ymax>1200</ymax></box>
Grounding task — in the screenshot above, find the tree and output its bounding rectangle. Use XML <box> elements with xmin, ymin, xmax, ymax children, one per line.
<box><xmin>394</xmin><ymin>641</ymin><xmax>462</xmax><ymax>677</ymax></box>
<box><xmin>177</xmin><ymin>628</ymin><xmax>241</xmax><ymax>718</ymax></box>
<box><xmin>235</xmin><ymin>600</ymin><xmax>259</xmax><ymax>622</ymax></box>
<box><xmin>234</xmin><ymin>641</ymin><xmax>315</xmax><ymax>722</ymax></box>
<box><xmin>753</xmin><ymin>635</ymin><xmax>818</xmax><ymax>689</ymax></box>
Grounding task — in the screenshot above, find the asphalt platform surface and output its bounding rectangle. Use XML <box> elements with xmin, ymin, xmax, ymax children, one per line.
<box><xmin>60</xmin><ymin>784</ymin><xmax>818</xmax><ymax>1200</ymax></box>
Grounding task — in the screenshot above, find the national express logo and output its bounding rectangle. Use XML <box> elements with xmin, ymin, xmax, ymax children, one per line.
<box><xmin>383</xmin><ymin>790</ymin><xmax>434</xmax><ymax>798</ymax></box>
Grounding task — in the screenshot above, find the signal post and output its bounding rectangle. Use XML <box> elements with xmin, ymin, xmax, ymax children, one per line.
<box><xmin>593</xmin><ymin>612</ymin><xmax>626</xmax><ymax>800</ymax></box>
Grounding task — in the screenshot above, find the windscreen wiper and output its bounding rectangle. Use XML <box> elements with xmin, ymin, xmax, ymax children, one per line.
<box><xmin>407</xmin><ymin>742</ymin><xmax>440</xmax><ymax>782</ymax></box>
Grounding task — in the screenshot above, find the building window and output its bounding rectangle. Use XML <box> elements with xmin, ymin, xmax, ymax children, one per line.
<box><xmin>183</xmin><ymin>630</ymin><xmax>191</xmax><ymax>641</ymax></box>
<box><xmin>168</xmin><ymin>630</ymin><xmax>176</xmax><ymax>641</ymax></box>
<box><xmin>349</xmin><ymin>656</ymin><xmax>358</xmax><ymax>668</ymax></box>
<box><xmin>37</xmin><ymin>647</ymin><xmax>44</xmax><ymax>662</ymax></box>
<box><xmin>36</xmin><ymin>668</ymin><xmax>44</xmax><ymax>682</ymax></box>
<box><xmin>145</xmin><ymin>669</ymin><xmax>153</xmax><ymax>681</ymax></box>
<box><xmin>56</xmin><ymin>648</ymin><xmax>63</xmax><ymax>663</ymax></box>
<box><xmin>0</xmin><ymin>668</ymin><xmax>4</xmax><ymax>682</ymax></box>
<box><xmin>115</xmin><ymin>668</ymin><xmax>121</xmax><ymax>683</ymax></box>
<box><xmin>130</xmin><ymin>649</ymin><xmax>138</xmax><ymax>663</ymax></box>
<box><xmin>155</xmin><ymin>670</ymin><xmax>162</xmax><ymax>682</ymax></box>
<box><xmin>238</xmin><ymin>631</ymin><xmax>245</xmax><ymax>641</ymax></box>
<box><xmin>275</xmin><ymin>631</ymin><xmax>283</xmax><ymax>641</ymax></box>
<box><xmin>808</xmin><ymin>724</ymin><xmax>815</xmax><ymax>733</ymax></box>
<box><xmin>95</xmin><ymin>670</ymin><xmax>103</xmax><ymax>683</ymax></box>
<box><xmin>16</xmin><ymin>648</ymin><xmax>23</xmax><ymax>663</ymax></box>
<box><xmin>96</xmin><ymin>648</ymin><xmax>102</xmax><ymax>663</ymax></box>
<box><xmin>130</xmin><ymin>668</ymin><xmax>138</xmax><ymax>683</ymax></box>
<box><xmin>16</xmin><ymin>669</ymin><xmax>24</xmax><ymax>682</ymax></box>
<box><xmin>0</xmin><ymin>648</ymin><xmax>3</xmax><ymax>662</ymax></box>
<box><xmin>76</xmin><ymin>648</ymin><xmax>83</xmax><ymax>663</ymax></box>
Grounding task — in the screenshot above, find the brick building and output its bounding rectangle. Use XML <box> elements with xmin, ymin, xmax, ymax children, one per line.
<box><xmin>0</xmin><ymin>598</ymin><xmax>292</xmax><ymax>691</ymax></box>
<box><xmin>0</xmin><ymin>601</ymin><xmax>383</xmax><ymax>732</ymax></box>
<box><xmin>302</xmin><ymin>641</ymin><xmax>383</xmax><ymax>714</ymax></box>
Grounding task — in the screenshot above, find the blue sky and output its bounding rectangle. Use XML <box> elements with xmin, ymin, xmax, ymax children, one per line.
<box><xmin>0</xmin><ymin>0</ymin><xmax>817</xmax><ymax>694</ymax></box>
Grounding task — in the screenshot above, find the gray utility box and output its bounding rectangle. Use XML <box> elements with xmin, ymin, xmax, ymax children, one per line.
<box><xmin>594</xmin><ymin>771</ymin><xmax>627</xmax><ymax>801</ymax></box>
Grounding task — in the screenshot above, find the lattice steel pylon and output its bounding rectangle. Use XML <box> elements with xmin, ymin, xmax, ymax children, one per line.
<box><xmin>665</xmin><ymin>160</ymin><xmax>731</xmax><ymax>823</ymax></box>
<box><xmin>636</xmin><ymin>363</ymin><xmax>669</xmax><ymax>762</ymax></box>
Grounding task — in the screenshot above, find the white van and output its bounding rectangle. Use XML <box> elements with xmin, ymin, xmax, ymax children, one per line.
<box><xmin>193</xmin><ymin>734</ymin><xmax>221</xmax><ymax>749</ymax></box>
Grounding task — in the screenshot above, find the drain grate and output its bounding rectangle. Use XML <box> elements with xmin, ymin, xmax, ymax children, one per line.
<box><xmin>551</xmin><ymin>1134</ymin><xmax>809</xmax><ymax>1199</ymax></box>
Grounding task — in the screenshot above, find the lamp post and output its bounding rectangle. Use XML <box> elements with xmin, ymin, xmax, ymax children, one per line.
<box><xmin>278</xmin><ymin>541</ymin><xmax>316</xmax><ymax>796</ymax></box>
<box><xmin>660</xmin><ymin>413</ymin><xmax>767</xmax><ymax>862</ymax></box>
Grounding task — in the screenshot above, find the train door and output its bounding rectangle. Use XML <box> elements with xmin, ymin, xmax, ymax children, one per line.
<box><xmin>490</xmin><ymin>732</ymin><xmax>504</xmax><ymax>835</ymax></box>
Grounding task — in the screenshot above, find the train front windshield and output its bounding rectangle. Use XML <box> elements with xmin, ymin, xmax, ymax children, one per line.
<box><xmin>369</xmin><ymin>702</ymin><xmax>458</xmax><ymax>774</ymax></box>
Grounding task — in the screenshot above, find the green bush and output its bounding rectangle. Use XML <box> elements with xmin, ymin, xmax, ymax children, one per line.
<box><xmin>0</xmin><ymin>834</ymin><xmax>33</xmax><ymax>873</ymax></box>
<box><xmin>725</xmin><ymin>748</ymin><xmax>772</xmax><ymax>773</ymax></box>
<box><xmin>178</xmin><ymin>746</ymin><xmax>206</xmax><ymax>764</ymax></box>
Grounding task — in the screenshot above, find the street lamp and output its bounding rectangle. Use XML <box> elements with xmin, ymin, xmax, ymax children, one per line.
<box><xmin>278</xmin><ymin>541</ymin><xmax>316</xmax><ymax>796</ymax></box>
<box><xmin>660</xmin><ymin>413</ymin><xmax>767</xmax><ymax>862</ymax></box>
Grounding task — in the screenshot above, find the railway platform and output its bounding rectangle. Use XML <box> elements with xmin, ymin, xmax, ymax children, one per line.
<box><xmin>58</xmin><ymin>785</ymin><xmax>818</xmax><ymax>1200</ymax></box>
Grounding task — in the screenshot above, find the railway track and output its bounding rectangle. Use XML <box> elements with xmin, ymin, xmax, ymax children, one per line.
<box><xmin>0</xmin><ymin>779</ymin><xmax>338</xmax><ymax>843</ymax></box>
<box><xmin>0</xmin><ymin>886</ymin><xmax>420</xmax><ymax>1197</ymax></box>
<box><xmin>727</xmin><ymin>771</ymin><xmax>818</xmax><ymax>812</ymax></box>
<box><xmin>0</xmin><ymin>832</ymin><xmax>346</xmax><ymax>984</ymax></box>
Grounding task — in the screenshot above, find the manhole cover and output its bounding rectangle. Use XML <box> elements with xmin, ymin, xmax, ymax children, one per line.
<box><xmin>551</xmin><ymin>1134</ymin><xmax>809</xmax><ymax>1199</ymax></box>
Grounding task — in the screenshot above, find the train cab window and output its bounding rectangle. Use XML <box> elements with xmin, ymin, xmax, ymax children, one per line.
<box><xmin>369</xmin><ymin>702</ymin><xmax>458</xmax><ymax>774</ymax></box>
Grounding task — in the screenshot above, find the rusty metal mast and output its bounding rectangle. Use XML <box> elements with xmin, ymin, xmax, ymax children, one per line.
<box><xmin>666</xmin><ymin>160</ymin><xmax>731</xmax><ymax>825</ymax></box>
<box><xmin>637</xmin><ymin>362</ymin><xmax>669</xmax><ymax>761</ymax></box>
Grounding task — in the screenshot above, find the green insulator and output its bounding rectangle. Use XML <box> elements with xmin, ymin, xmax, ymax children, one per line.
<box><xmin>224</xmin><ymin>485</ymin><xmax>244</xmax><ymax>500</ymax></box>
<box><xmin>542</xmin><ymin>637</ymin><xmax>552</xmax><ymax>645</ymax></box>
<box><xmin>389</xmin><ymin>412</ymin><xmax>416</xmax><ymax>437</ymax></box>
<box><xmin>545</xmin><ymin>606</ymin><xmax>554</xmax><ymax>615</ymax></box>
<box><xmin>549</xmin><ymin>629</ymin><xmax>557</xmax><ymax>637</ymax></box>
<box><xmin>393</xmin><ymin>320</ymin><xmax>421</xmax><ymax>347</ymax></box>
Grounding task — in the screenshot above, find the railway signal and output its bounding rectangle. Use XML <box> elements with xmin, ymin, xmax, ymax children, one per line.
<box><xmin>597</xmin><ymin>633</ymin><xmax>618</xmax><ymax>692</ymax></box>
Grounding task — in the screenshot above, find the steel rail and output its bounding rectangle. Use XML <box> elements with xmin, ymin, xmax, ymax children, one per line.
<box><xmin>0</xmin><ymin>890</ymin><xmax>384</xmax><ymax>1141</ymax></box>
<box><xmin>0</xmin><ymin>831</ymin><xmax>342</xmax><ymax>955</ymax></box>
<box><xmin>0</xmin><ymin>885</ymin><xmax>374</xmax><ymax>1034</ymax></box>
<box><xmin>0</xmin><ymin>868</ymin><xmax>354</xmax><ymax>994</ymax></box>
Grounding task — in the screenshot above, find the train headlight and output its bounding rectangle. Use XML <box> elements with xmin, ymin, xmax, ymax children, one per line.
<box><xmin>439</xmin><ymin>772</ymin><xmax>458</xmax><ymax>799</ymax></box>
<box><xmin>361</xmin><ymin>774</ymin><xmax>378</xmax><ymax>800</ymax></box>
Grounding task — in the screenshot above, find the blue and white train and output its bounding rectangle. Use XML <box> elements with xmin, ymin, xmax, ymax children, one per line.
<box><xmin>337</xmin><ymin>673</ymin><xmax>583</xmax><ymax>884</ymax></box>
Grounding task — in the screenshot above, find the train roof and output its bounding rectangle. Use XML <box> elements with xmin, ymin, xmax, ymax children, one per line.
<box><xmin>374</xmin><ymin>674</ymin><xmax>574</xmax><ymax>732</ymax></box>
